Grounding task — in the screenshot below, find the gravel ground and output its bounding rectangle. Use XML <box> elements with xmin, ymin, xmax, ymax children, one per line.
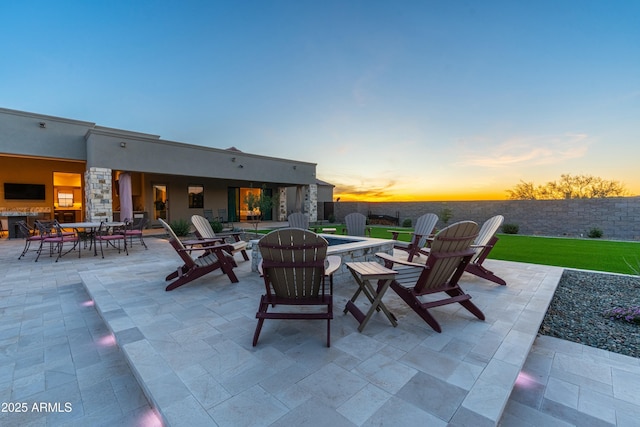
<box><xmin>539</xmin><ymin>269</ymin><xmax>640</xmax><ymax>358</ymax></box>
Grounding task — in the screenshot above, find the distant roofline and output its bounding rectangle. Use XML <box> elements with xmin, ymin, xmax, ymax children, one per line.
<box><xmin>2</xmin><ymin>106</ymin><xmax>317</xmax><ymax>167</ymax></box>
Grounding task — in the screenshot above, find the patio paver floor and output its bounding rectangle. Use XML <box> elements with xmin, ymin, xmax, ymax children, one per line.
<box><xmin>1</xmin><ymin>233</ymin><xmax>639</xmax><ymax>426</ymax></box>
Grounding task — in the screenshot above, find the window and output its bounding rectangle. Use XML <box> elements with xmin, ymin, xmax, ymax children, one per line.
<box><xmin>58</xmin><ymin>192</ymin><xmax>74</xmax><ymax>207</ymax></box>
<box><xmin>188</xmin><ymin>185</ymin><xmax>204</xmax><ymax>209</ymax></box>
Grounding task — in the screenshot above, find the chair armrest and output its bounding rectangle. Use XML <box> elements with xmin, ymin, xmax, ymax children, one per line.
<box><xmin>376</xmin><ymin>252</ymin><xmax>425</xmax><ymax>268</ymax></box>
<box><xmin>388</xmin><ymin>229</ymin><xmax>409</xmax><ymax>239</ymax></box>
<box><xmin>258</xmin><ymin>256</ymin><xmax>341</xmax><ymax>278</ymax></box>
<box><xmin>471</xmin><ymin>243</ymin><xmax>494</xmax><ymax>250</ymax></box>
<box><xmin>183</xmin><ymin>238</ymin><xmax>225</xmax><ymax>246</ymax></box>
<box><xmin>325</xmin><ymin>255</ymin><xmax>341</xmax><ymax>276</ymax></box>
<box><xmin>217</xmin><ymin>231</ymin><xmax>243</xmax><ymax>242</ymax></box>
<box><xmin>177</xmin><ymin>242</ymin><xmax>234</xmax><ymax>253</ymax></box>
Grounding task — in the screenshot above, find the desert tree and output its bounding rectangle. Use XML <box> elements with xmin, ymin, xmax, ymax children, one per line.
<box><xmin>507</xmin><ymin>174</ymin><xmax>628</xmax><ymax>200</ymax></box>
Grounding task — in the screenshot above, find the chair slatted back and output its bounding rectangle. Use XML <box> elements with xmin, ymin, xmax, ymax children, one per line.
<box><xmin>287</xmin><ymin>213</ymin><xmax>309</xmax><ymax>229</ymax></box>
<box><xmin>161</xmin><ymin>218</ymin><xmax>224</xmax><ymax>266</ymax></box>
<box><xmin>471</xmin><ymin>215</ymin><xmax>504</xmax><ymax>262</ymax></box>
<box><xmin>159</xmin><ymin>218</ymin><xmax>184</xmax><ymax>248</ymax></box>
<box><xmin>191</xmin><ymin>214</ymin><xmax>216</xmax><ymax>239</ymax></box>
<box><xmin>415</xmin><ymin>221</ymin><xmax>478</xmax><ymax>294</ymax></box>
<box><xmin>158</xmin><ymin>218</ymin><xmax>193</xmax><ymax>260</ymax></box>
<box><xmin>259</xmin><ymin>229</ymin><xmax>327</xmax><ymax>299</ymax></box>
<box><xmin>345</xmin><ymin>213</ymin><xmax>367</xmax><ymax>236</ymax></box>
<box><xmin>413</xmin><ymin>213</ymin><xmax>439</xmax><ymax>248</ymax></box>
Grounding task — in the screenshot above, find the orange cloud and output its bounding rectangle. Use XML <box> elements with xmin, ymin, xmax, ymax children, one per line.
<box><xmin>458</xmin><ymin>133</ymin><xmax>590</xmax><ymax>168</ymax></box>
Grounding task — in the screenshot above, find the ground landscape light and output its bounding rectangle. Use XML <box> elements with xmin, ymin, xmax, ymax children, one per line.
<box><xmin>98</xmin><ymin>333</ymin><xmax>116</xmax><ymax>347</ymax></box>
<box><xmin>515</xmin><ymin>371</ymin><xmax>536</xmax><ymax>388</ymax></box>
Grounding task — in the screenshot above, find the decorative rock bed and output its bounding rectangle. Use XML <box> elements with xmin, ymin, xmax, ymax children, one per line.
<box><xmin>539</xmin><ymin>269</ymin><xmax>640</xmax><ymax>358</ymax></box>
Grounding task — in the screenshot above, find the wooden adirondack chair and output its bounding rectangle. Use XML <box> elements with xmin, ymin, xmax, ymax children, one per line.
<box><xmin>158</xmin><ymin>218</ymin><xmax>239</xmax><ymax>291</ymax></box>
<box><xmin>344</xmin><ymin>212</ymin><xmax>371</xmax><ymax>236</ymax></box>
<box><xmin>287</xmin><ymin>212</ymin><xmax>309</xmax><ymax>229</ymax></box>
<box><xmin>377</xmin><ymin>220</ymin><xmax>485</xmax><ymax>333</ymax></box>
<box><xmin>391</xmin><ymin>213</ymin><xmax>439</xmax><ymax>262</ymax></box>
<box><xmin>191</xmin><ymin>214</ymin><xmax>249</xmax><ymax>261</ymax></box>
<box><xmin>465</xmin><ymin>215</ymin><xmax>506</xmax><ymax>285</ymax></box>
<box><xmin>253</xmin><ymin>228</ymin><xmax>336</xmax><ymax>347</ymax></box>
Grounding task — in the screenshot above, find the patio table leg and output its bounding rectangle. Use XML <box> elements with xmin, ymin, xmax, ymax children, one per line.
<box><xmin>344</xmin><ymin>262</ymin><xmax>398</xmax><ymax>332</ymax></box>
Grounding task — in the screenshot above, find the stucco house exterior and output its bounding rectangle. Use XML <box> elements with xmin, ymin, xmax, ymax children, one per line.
<box><xmin>0</xmin><ymin>107</ymin><xmax>332</xmax><ymax>235</ymax></box>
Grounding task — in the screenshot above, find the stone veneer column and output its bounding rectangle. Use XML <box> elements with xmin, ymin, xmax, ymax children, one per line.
<box><xmin>84</xmin><ymin>167</ymin><xmax>113</xmax><ymax>223</ymax></box>
<box><xmin>304</xmin><ymin>184</ymin><xmax>318</xmax><ymax>222</ymax></box>
<box><xmin>278</xmin><ymin>187</ymin><xmax>287</xmax><ymax>221</ymax></box>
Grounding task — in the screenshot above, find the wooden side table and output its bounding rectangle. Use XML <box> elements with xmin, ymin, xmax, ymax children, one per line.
<box><xmin>344</xmin><ymin>262</ymin><xmax>398</xmax><ymax>332</ymax></box>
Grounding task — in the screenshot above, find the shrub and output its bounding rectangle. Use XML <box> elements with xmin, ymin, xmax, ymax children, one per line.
<box><xmin>170</xmin><ymin>219</ymin><xmax>191</xmax><ymax>237</ymax></box>
<box><xmin>402</xmin><ymin>218</ymin><xmax>412</xmax><ymax>228</ymax></box>
<box><xmin>328</xmin><ymin>214</ymin><xmax>336</xmax><ymax>223</ymax></box>
<box><xmin>439</xmin><ymin>207</ymin><xmax>453</xmax><ymax>225</ymax></box>
<box><xmin>587</xmin><ymin>227</ymin><xmax>603</xmax><ymax>238</ymax></box>
<box><xmin>209</xmin><ymin>219</ymin><xmax>223</xmax><ymax>233</ymax></box>
<box><xmin>502</xmin><ymin>223</ymin><xmax>519</xmax><ymax>234</ymax></box>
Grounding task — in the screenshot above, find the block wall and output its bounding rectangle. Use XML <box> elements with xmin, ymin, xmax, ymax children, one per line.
<box><xmin>333</xmin><ymin>197</ymin><xmax>640</xmax><ymax>241</ymax></box>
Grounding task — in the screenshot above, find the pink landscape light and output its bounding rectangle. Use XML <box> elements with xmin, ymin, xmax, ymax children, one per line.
<box><xmin>138</xmin><ymin>408</ymin><xmax>163</xmax><ymax>427</ymax></box>
<box><xmin>515</xmin><ymin>371</ymin><xmax>537</xmax><ymax>389</ymax></box>
<box><xmin>97</xmin><ymin>333</ymin><xmax>116</xmax><ymax>347</ymax></box>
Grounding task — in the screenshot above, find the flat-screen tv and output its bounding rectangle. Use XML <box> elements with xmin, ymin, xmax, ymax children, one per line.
<box><xmin>4</xmin><ymin>183</ymin><xmax>47</xmax><ymax>200</ymax></box>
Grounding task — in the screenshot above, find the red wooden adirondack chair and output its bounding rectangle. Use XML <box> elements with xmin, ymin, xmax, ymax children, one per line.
<box><xmin>191</xmin><ymin>214</ymin><xmax>249</xmax><ymax>261</ymax></box>
<box><xmin>390</xmin><ymin>212</ymin><xmax>439</xmax><ymax>262</ymax></box>
<box><xmin>465</xmin><ymin>215</ymin><xmax>506</xmax><ymax>285</ymax></box>
<box><xmin>253</xmin><ymin>228</ymin><xmax>338</xmax><ymax>347</ymax></box>
<box><xmin>158</xmin><ymin>218</ymin><xmax>238</xmax><ymax>291</ymax></box>
<box><xmin>377</xmin><ymin>220</ymin><xmax>485</xmax><ymax>333</ymax></box>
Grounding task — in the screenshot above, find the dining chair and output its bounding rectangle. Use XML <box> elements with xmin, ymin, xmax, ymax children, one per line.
<box><xmin>123</xmin><ymin>217</ymin><xmax>148</xmax><ymax>249</ymax></box>
<box><xmin>95</xmin><ymin>221</ymin><xmax>128</xmax><ymax>258</ymax></box>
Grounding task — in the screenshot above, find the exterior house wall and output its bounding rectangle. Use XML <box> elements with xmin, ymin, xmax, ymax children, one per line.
<box><xmin>1</xmin><ymin>107</ymin><xmax>325</xmax><ymax>223</ymax></box>
<box><xmin>334</xmin><ymin>198</ymin><xmax>640</xmax><ymax>241</ymax></box>
<box><xmin>0</xmin><ymin>108</ymin><xmax>90</xmax><ymax>161</ymax></box>
<box><xmin>283</xmin><ymin>183</ymin><xmax>334</xmax><ymax>220</ymax></box>
<box><xmin>140</xmin><ymin>173</ymin><xmax>267</xmax><ymax>224</ymax></box>
<box><xmin>316</xmin><ymin>183</ymin><xmax>334</xmax><ymax>221</ymax></box>
<box><xmin>85</xmin><ymin>128</ymin><xmax>316</xmax><ymax>186</ymax></box>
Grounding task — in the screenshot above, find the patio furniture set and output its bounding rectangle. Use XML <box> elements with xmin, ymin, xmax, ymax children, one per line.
<box><xmin>158</xmin><ymin>212</ymin><xmax>507</xmax><ymax>347</ymax></box>
<box><xmin>15</xmin><ymin>217</ymin><xmax>148</xmax><ymax>262</ymax></box>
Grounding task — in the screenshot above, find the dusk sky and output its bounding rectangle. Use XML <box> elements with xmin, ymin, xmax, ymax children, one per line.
<box><xmin>2</xmin><ymin>1</ymin><xmax>638</xmax><ymax>201</ymax></box>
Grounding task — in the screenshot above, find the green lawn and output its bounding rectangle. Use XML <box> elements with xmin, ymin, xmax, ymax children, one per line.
<box><xmin>253</xmin><ymin>224</ymin><xmax>640</xmax><ymax>275</ymax></box>
<box><xmin>489</xmin><ymin>234</ymin><xmax>640</xmax><ymax>275</ymax></box>
<box><xmin>329</xmin><ymin>224</ymin><xmax>640</xmax><ymax>275</ymax></box>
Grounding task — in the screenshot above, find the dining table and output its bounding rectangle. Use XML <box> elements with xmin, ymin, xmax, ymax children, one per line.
<box><xmin>60</xmin><ymin>221</ymin><xmax>125</xmax><ymax>256</ymax></box>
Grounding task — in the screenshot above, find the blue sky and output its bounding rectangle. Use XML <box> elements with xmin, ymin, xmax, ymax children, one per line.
<box><xmin>2</xmin><ymin>1</ymin><xmax>638</xmax><ymax>200</ymax></box>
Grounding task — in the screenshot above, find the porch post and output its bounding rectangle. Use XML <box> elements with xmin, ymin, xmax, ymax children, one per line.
<box><xmin>278</xmin><ymin>187</ymin><xmax>287</xmax><ymax>221</ymax></box>
<box><xmin>305</xmin><ymin>184</ymin><xmax>318</xmax><ymax>222</ymax></box>
<box><xmin>84</xmin><ymin>167</ymin><xmax>113</xmax><ymax>223</ymax></box>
